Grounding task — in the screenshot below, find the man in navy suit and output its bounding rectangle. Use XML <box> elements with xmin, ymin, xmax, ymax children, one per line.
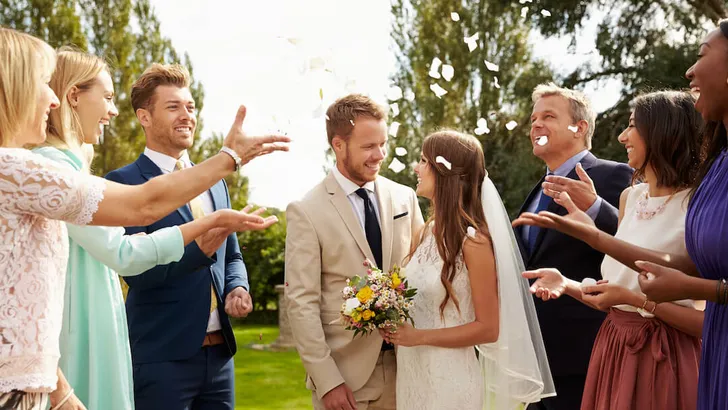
<box><xmin>106</xmin><ymin>64</ymin><xmax>257</xmax><ymax>410</ymax></box>
<box><xmin>514</xmin><ymin>83</ymin><xmax>633</xmax><ymax>410</ymax></box>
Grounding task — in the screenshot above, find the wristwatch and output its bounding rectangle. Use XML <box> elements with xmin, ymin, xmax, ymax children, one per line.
<box><xmin>220</xmin><ymin>146</ymin><xmax>242</xmax><ymax>171</ymax></box>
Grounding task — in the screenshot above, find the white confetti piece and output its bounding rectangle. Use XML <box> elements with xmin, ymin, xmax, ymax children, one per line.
<box><xmin>395</xmin><ymin>147</ymin><xmax>407</xmax><ymax>156</ymax></box>
<box><xmin>350</xmin><ymin>120</ymin><xmax>355</xmax><ymax>126</ymax></box>
<box><xmin>519</xmin><ymin>0</ymin><xmax>533</xmax><ymax>3</ymax></box>
<box><xmin>451</xmin><ymin>12</ymin><xmax>460</xmax><ymax>21</ymax></box>
<box><xmin>389</xmin><ymin>121</ymin><xmax>401</xmax><ymax>137</ymax></box>
<box><xmin>390</xmin><ymin>103</ymin><xmax>400</xmax><ymax>117</ymax></box>
<box><xmin>428</xmin><ymin>57</ymin><xmax>442</xmax><ymax>79</ymax></box>
<box><xmin>484</xmin><ymin>59</ymin><xmax>499</xmax><ymax>72</ymax></box>
<box><xmin>404</xmin><ymin>89</ymin><xmax>416</xmax><ymax>102</ymax></box>
<box><xmin>541</xmin><ymin>9</ymin><xmax>551</xmax><ymax>17</ymax></box>
<box><xmin>505</xmin><ymin>120</ymin><xmax>518</xmax><ymax>131</ymax></box>
<box><xmin>309</xmin><ymin>57</ymin><xmax>327</xmax><ymax>70</ymax></box>
<box><xmin>647</xmin><ymin>273</ymin><xmax>656</xmax><ymax>280</ymax></box>
<box><xmin>435</xmin><ymin>155</ymin><xmax>452</xmax><ymax>170</ymax></box>
<box><xmin>536</xmin><ymin>136</ymin><xmax>549</xmax><ymax>146</ymax></box>
<box><xmin>467</xmin><ymin>226</ymin><xmax>477</xmax><ymax>238</ymax></box>
<box><xmin>567</xmin><ymin>125</ymin><xmax>578</xmax><ymax>133</ymax></box>
<box><xmin>387</xmin><ymin>85</ymin><xmax>403</xmax><ymax>101</ymax></box>
<box><xmin>441</xmin><ymin>64</ymin><xmax>454</xmax><ymax>81</ymax></box>
<box><xmin>474</xmin><ymin>118</ymin><xmax>490</xmax><ymax>135</ymax></box>
<box><xmin>430</xmin><ymin>83</ymin><xmax>448</xmax><ymax>98</ymax></box>
<box><xmin>521</xmin><ymin>6</ymin><xmax>529</xmax><ymax>18</ymax></box>
<box><xmin>493</xmin><ymin>77</ymin><xmax>501</xmax><ymax>89</ymax></box>
<box><xmin>325</xmin><ymin>115</ymin><xmax>330</xmax><ymax>121</ymax></box>
<box><xmin>388</xmin><ymin>157</ymin><xmax>406</xmax><ymax>173</ymax></box>
<box><xmin>464</xmin><ymin>33</ymin><xmax>479</xmax><ymax>52</ymax></box>
<box><xmin>580</xmin><ymin>278</ymin><xmax>597</xmax><ymax>288</ymax></box>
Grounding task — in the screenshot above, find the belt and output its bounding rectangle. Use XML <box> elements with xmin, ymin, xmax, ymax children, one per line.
<box><xmin>202</xmin><ymin>330</ymin><xmax>225</xmax><ymax>347</ymax></box>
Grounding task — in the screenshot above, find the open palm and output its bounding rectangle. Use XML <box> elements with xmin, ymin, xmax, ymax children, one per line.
<box><xmin>513</xmin><ymin>192</ymin><xmax>598</xmax><ymax>243</ymax></box>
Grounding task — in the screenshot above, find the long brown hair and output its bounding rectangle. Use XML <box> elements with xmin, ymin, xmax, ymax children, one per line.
<box><xmin>406</xmin><ymin>130</ymin><xmax>489</xmax><ymax>317</ymax></box>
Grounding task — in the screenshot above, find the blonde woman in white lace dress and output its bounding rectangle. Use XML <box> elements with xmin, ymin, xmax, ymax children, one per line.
<box><xmin>0</xmin><ymin>28</ymin><xmax>289</xmax><ymax>410</ymax></box>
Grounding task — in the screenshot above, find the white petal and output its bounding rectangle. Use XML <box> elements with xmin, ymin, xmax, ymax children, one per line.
<box><xmin>505</xmin><ymin>120</ymin><xmax>518</xmax><ymax>131</ymax></box>
<box><xmin>466</xmin><ymin>41</ymin><xmax>478</xmax><ymax>52</ymax></box>
<box><xmin>541</xmin><ymin>9</ymin><xmax>551</xmax><ymax>17</ymax></box>
<box><xmin>451</xmin><ymin>12</ymin><xmax>460</xmax><ymax>21</ymax></box>
<box><xmin>580</xmin><ymin>278</ymin><xmax>597</xmax><ymax>288</ymax></box>
<box><xmin>395</xmin><ymin>147</ymin><xmax>407</xmax><ymax>156</ymax></box>
<box><xmin>435</xmin><ymin>156</ymin><xmax>452</xmax><ymax>170</ymax></box>
<box><xmin>521</xmin><ymin>6</ymin><xmax>529</xmax><ymax>18</ymax></box>
<box><xmin>477</xmin><ymin>118</ymin><xmax>488</xmax><ymax>128</ymax></box>
<box><xmin>430</xmin><ymin>83</ymin><xmax>448</xmax><ymax>98</ymax></box>
<box><xmin>567</xmin><ymin>125</ymin><xmax>578</xmax><ymax>133</ymax></box>
<box><xmin>429</xmin><ymin>57</ymin><xmax>442</xmax><ymax>79</ymax></box>
<box><xmin>350</xmin><ymin>120</ymin><xmax>356</xmax><ymax>126</ymax></box>
<box><xmin>390</xmin><ymin>103</ymin><xmax>400</xmax><ymax>117</ymax></box>
<box><xmin>389</xmin><ymin>121</ymin><xmax>401</xmax><ymax>137</ymax></box>
<box><xmin>441</xmin><ymin>64</ymin><xmax>455</xmax><ymax>81</ymax></box>
<box><xmin>428</xmin><ymin>70</ymin><xmax>441</xmax><ymax>79</ymax></box>
<box><xmin>467</xmin><ymin>226</ymin><xmax>477</xmax><ymax>238</ymax></box>
<box><xmin>464</xmin><ymin>33</ymin><xmax>479</xmax><ymax>52</ymax></box>
<box><xmin>484</xmin><ymin>60</ymin><xmax>499</xmax><ymax>72</ymax></box>
<box><xmin>387</xmin><ymin>85</ymin><xmax>403</xmax><ymax>101</ymax></box>
<box><xmin>388</xmin><ymin>157</ymin><xmax>406</xmax><ymax>173</ymax></box>
<box><xmin>404</xmin><ymin>89</ymin><xmax>416</xmax><ymax>102</ymax></box>
<box><xmin>325</xmin><ymin>115</ymin><xmax>330</xmax><ymax>121</ymax></box>
<box><xmin>493</xmin><ymin>77</ymin><xmax>501</xmax><ymax>89</ymax></box>
<box><xmin>536</xmin><ymin>136</ymin><xmax>549</xmax><ymax>146</ymax></box>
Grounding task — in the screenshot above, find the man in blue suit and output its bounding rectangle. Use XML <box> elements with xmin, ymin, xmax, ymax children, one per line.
<box><xmin>107</xmin><ymin>64</ymin><xmax>254</xmax><ymax>410</ymax></box>
<box><xmin>514</xmin><ymin>83</ymin><xmax>633</xmax><ymax>410</ymax></box>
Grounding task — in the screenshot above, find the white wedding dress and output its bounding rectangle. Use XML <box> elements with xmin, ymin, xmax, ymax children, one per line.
<box><xmin>396</xmin><ymin>228</ymin><xmax>484</xmax><ymax>410</ymax></box>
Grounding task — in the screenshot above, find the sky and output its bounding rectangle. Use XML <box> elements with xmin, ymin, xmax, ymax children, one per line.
<box><xmin>149</xmin><ymin>0</ymin><xmax>621</xmax><ymax>210</ymax></box>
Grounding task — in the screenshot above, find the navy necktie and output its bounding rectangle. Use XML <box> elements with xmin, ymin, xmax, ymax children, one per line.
<box><xmin>528</xmin><ymin>174</ymin><xmax>553</xmax><ymax>253</ymax></box>
<box><xmin>355</xmin><ymin>188</ymin><xmax>383</xmax><ymax>269</ymax></box>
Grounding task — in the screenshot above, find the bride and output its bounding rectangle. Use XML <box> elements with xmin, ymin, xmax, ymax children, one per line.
<box><xmin>380</xmin><ymin>130</ymin><xmax>554</xmax><ymax>409</ymax></box>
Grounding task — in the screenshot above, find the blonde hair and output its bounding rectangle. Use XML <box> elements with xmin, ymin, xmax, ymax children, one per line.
<box><xmin>0</xmin><ymin>27</ymin><xmax>56</xmax><ymax>147</ymax></box>
<box><xmin>45</xmin><ymin>47</ymin><xmax>108</xmax><ymax>173</ymax></box>
<box><xmin>532</xmin><ymin>82</ymin><xmax>596</xmax><ymax>149</ymax></box>
<box><xmin>325</xmin><ymin>94</ymin><xmax>388</xmax><ymax>146</ymax></box>
<box><xmin>131</xmin><ymin>63</ymin><xmax>191</xmax><ymax>112</ymax></box>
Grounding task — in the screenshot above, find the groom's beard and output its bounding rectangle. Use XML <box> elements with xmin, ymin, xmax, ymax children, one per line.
<box><xmin>343</xmin><ymin>146</ymin><xmax>378</xmax><ymax>184</ymax></box>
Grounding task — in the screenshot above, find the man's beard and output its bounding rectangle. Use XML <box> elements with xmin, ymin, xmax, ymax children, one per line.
<box><xmin>342</xmin><ymin>146</ymin><xmax>377</xmax><ymax>184</ymax></box>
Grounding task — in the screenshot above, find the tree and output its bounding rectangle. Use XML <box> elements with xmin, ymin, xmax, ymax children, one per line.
<box><xmin>387</xmin><ymin>0</ymin><xmax>556</xmax><ymax>216</ymax></box>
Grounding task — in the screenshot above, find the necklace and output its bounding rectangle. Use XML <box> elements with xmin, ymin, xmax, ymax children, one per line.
<box><xmin>635</xmin><ymin>189</ymin><xmax>677</xmax><ymax>220</ymax></box>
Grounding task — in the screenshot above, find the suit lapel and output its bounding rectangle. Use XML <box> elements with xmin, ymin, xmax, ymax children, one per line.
<box><xmin>325</xmin><ymin>173</ymin><xmax>377</xmax><ymax>265</ymax></box>
<box><xmin>135</xmin><ymin>153</ymin><xmax>193</xmax><ymax>222</ymax></box>
<box><xmin>375</xmin><ymin>179</ymin><xmax>394</xmax><ymax>271</ymax></box>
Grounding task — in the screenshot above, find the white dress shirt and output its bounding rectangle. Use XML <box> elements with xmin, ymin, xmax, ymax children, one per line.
<box><xmin>143</xmin><ymin>147</ymin><xmax>221</xmax><ymax>333</ymax></box>
<box><xmin>332</xmin><ymin>165</ymin><xmax>382</xmax><ymax>231</ymax></box>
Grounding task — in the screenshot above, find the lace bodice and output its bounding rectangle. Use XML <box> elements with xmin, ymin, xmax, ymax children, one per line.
<box><xmin>0</xmin><ymin>148</ymin><xmax>105</xmax><ymax>392</ymax></box>
<box><xmin>397</xmin><ymin>228</ymin><xmax>483</xmax><ymax>410</ymax></box>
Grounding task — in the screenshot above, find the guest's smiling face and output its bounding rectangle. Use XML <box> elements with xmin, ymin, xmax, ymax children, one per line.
<box><xmin>686</xmin><ymin>27</ymin><xmax>728</xmax><ymax>122</ymax></box>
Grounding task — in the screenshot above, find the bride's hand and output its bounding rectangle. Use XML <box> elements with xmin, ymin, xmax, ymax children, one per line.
<box><xmin>512</xmin><ymin>192</ymin><xmax>599</xmax><ymax>244</ymax></box>
<box><xmin>522</xmin><ymin>268</ymin><xmax>567</xmax><ymax>301</ymax></box>
<box><xmin>381</xmin><ymin>322</ymin><xmax>422</xmax><ymax>347</ymax></box>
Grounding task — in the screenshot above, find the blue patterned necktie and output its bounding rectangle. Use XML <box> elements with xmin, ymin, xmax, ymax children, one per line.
<box><xmin>528</xmin><ymin>174</ymin><xmax>553</xmax><ymax>253</ymax></box>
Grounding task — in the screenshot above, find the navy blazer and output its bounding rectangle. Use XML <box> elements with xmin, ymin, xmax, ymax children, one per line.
<box><xmin>106</xmin><ymin>153</ymin><xmax>248</xmax><ymax>364</ymax></box>
<box><xmin>514</xmin><ymin>152</ymin><xmax>633</xmax><ymax>377</ymax></box>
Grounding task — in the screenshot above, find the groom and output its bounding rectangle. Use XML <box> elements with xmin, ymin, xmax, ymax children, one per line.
<box><xmin>285</xmin><ymin>94</ymin><xmax>424</xmax><ymax>410</ymax></box>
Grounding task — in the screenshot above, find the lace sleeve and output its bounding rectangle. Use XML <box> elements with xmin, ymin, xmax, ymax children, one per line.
<box><xmin>0</xmin><ymin>149</ymin><xmax>106</xmax><ymax>225</ymax></box>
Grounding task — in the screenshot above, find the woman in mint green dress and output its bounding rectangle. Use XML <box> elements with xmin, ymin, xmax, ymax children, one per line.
<box><xmin>33</xmin><ymin>49</ymin><xmax>276</xmax><ymax>410</ymax></box>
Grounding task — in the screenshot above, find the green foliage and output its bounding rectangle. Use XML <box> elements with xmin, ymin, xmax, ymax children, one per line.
<box><xmin>388</xmin><ymin>0</ymin><xmax>556</xmax><ymax>216</ymax></box>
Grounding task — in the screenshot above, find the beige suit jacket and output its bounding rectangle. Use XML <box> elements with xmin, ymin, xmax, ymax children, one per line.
<box><xmin>285</xmin><ymin>172</ymin><xmax>424</xmax><ymax>399</ymax></box>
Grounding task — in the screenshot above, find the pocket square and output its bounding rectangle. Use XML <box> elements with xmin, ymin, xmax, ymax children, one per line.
<box><xmin>393</xmin><ymin>211</ymin><xmax>409</xmax><ymax>220</ymax></box>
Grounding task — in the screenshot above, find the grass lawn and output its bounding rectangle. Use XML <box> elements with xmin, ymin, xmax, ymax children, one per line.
<box><xmin>233</xmin><ymin>325</ymin><xmax>311</xmax><ymax>409</ymax></box>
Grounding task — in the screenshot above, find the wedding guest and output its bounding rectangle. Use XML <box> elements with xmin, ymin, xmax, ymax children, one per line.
<box><xmin>517</xmin><ymin>90</ymin><xmax>704</xmax><ymax>410</ymax></box>
<box><xmin>33</xmin><ymin>48</ymin><xmax>277</xmax><ymax>410</ymax></box>
<box><xmin>0</xmin><ymin>28</ymin><xmax>289</xmax><ymax>410</ymax></box>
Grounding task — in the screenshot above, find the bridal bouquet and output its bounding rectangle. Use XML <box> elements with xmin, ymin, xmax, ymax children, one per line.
<box><xmin>340</xmin><ymin>260</ymin><xmax>417</xmax><ymax>337</ymax></box>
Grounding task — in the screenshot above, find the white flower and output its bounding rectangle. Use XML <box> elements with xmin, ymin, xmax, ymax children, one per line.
<box><xmin>344</xmin><ymin>297</ymin><xmax>361</xmax><ymax>315</ymax></box>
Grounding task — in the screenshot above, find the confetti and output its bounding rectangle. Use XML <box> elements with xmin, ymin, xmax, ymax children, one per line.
<box><xmin>395</xmin><ymin>147</ymin><xmax>408</xmax><ymax>156</ymax></box>
<box><xmin>521</xmin><ymin>6</ymin><xmax>529</xmax><ymax>18</ymax></box>
<box><xmin>567</xmin><ymin>125</ymin><xmax>578</xmax><ymax>133</ymax></box>
<box><xmin>505</xmin><ymin>120</ymin><xmax>518</xmax><ymax>131</ymax></box>
<box><xmin>464</xmin><ymin>33</ymin><xmax>479</xmax><ymax>52</ymax></box>
<box><xmin>580</xmin><ymin>278</ymin><xmax>597</xmax><ymax>288</ymax></box>
<box><xmin>474</xmin><ymin>118</ymin><xmax>490</xmax><ymax>135</ymax></box>
<box><xmin>350</xmin><ymin>120</ymin><xmax>356</xmax><ymax>126</ymax></box>
<box><xmin>435</xmin><ymin>155</ymin><xmax>452</xmax><ymax>170</ymax></box>
<box><xmin>441</xmin><ymin>64</ymin><xmax>455</xmax><ymax>81</ymax></box>
<box><xmin>493</xmin><ymin>77</ymin><xmax>501</xmax><ymax>89</ymax></box>
<box><xmin>451</xmin><ymin>12</ymin><xmax>460</xmax><ymax>21</ymax></box>
<box><xmin>325</xmin><ymin>115</ymin><xmax>330</xmax><ymax>121</ymax></box>
<box><xmin>430</xmin><ymin>83</ymin><xmax>448</xmax><ymax>98</ymax></box>
<box><xmin>390</xmin><ymin>103</ymin><xmax>400</xmax><ymax>117</ymax></box>
<box><xmin>388</xmin><ymin>157</ymin><xmax>406</xmax><ymax>173</ymax></box>
<box><xmin>428</xmin><ymin>57</ymin><xmax>443</xmax><ymax>79</ymax></box>
<box><xmin>536</xmin><ymin>136</ymin><xmax>549</xmax><ymax>146</ymax></box>
<box><xmin>389</xmin><ymin>121</ymin><xmax>401</xmax><ymax>137</ymax></box>
<box><xmin>647</xmin><ymin>273</ymin><xmax>656</xmax><ymax>280</ymax></box>
<box><xmin>318</xmin><ymin>88</ymin><xmax>324</xmax><ymax>100</ymax></box>
<box><xmin>467</xmin><ymin>226</ymin><xmax>477</xmax><ymax>238</ymax></box>
<box><xmin>519</xmin><ymin>0</ymin><xmax>533</xmax><ymax>3</ymax></box>
<box><xmin>404</xmin><ymin>89</ymin><xmax>416</xmax><ymax>102</ymax></box>
<box><xmin>484</xmin><ymin>59</ymin><xmax>499</xmax><ymax>72</ymax></box>
<box><xmin>387</xmin><ymin>85</ymin><xmax>403</xmax><ymax>101</ymax></box>
<box><xmin>541</xmin><ymin>9</ymin><xmax>551</xmax><ymax>17</ymax></box>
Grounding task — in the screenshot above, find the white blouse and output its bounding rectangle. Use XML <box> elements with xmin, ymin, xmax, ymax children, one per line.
<box><xmin>0</xmin><ymin>148</ymin><xmax>105</xmax><ymax>393</ymax></box>
<box><xmin>601</xmin><ymin>183</ymin><xmax>696</xmax><ymax>315</ymax></box>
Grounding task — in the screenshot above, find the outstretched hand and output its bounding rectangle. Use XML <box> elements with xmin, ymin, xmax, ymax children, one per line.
<box><xmin>218</xmin><ymin>205</ymin><xmax>279</xmax><ymax>232</ymax></box>
<box><xmin>512</xmin><ymin>192</ymin><xmax>598</xmax><ymax>243</ymax></box>
<box><xmin>522</xmin><ymin>268</ymin><xmax>568</xmax><ymax>301</ymax></box>
<box><xmin>223</xmin><ymin>105</ymin><xmax>291</xmax><ymax>166</ymax></box>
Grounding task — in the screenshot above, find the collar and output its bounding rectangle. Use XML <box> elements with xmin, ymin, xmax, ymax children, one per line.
<box><xmin>548</xmin><ymin>149</ymin><xmax>589</xmax><ymax>176</ymax></box>
<box><xmin>143</xmin><ymin>147</ymin><xmax>191</xmax><ymax>172</ymax></box>
<box><xmin>332</xmin><ymin>164</ymin><xmax>376</xmax><ymax>196</ymax></box>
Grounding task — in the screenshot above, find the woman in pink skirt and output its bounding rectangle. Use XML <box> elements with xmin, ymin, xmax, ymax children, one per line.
<box><xmin>515</xmin><ymin>90</ymin><xmax>704</xmax><ymax>410</ymax></box>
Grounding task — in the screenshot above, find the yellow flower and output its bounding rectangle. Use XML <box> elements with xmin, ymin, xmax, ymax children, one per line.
<box><xmin>356</xmin><ymin>286</ymin><xmax>374</xmax><ymax>303</ymax></box>
<box><xmin>362</xmin><ymin>310</ymin><xmax>374</xmax><ymax>321</ymax></box>
<box><xmin>351</xmin><ymin>310</ymin><xmax>362</xmax><ymax>322</ymax></box>
<box><xmin>390</xmin><ymin>273</ymin><xmax>402</xmax><ymax>289</ymax></box>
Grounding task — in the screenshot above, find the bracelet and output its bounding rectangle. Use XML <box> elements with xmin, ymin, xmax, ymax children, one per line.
<box><xmin>50</xmin><ymin>388</ymin><xmax>73</xmax><ymax>410</ymax></box>
<box><xmin>219</xmin><ymin>146</ymin><xmax>242</xmax><ymax>171</ymax></box>
<box><xmin>641</xmin><ymin>297</ymin><xmax>650</xmax><ymax>310</ymax></box>
<box><xmin>648</xmin><ymin>300</ymin><xmax>657</xmax><ymax>314</ymax></box>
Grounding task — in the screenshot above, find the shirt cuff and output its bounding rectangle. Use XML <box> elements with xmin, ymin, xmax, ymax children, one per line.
<box><xmin>585</xmin><ymin>196</ymin><xmax>603</xmax><ymax>220</ymax></box>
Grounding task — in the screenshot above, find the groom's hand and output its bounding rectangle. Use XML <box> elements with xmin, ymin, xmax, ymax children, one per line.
<box><xmin>322</xmin><ymin>383</ymin><xmax>357</xmax><ymax>410</ymax></box>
